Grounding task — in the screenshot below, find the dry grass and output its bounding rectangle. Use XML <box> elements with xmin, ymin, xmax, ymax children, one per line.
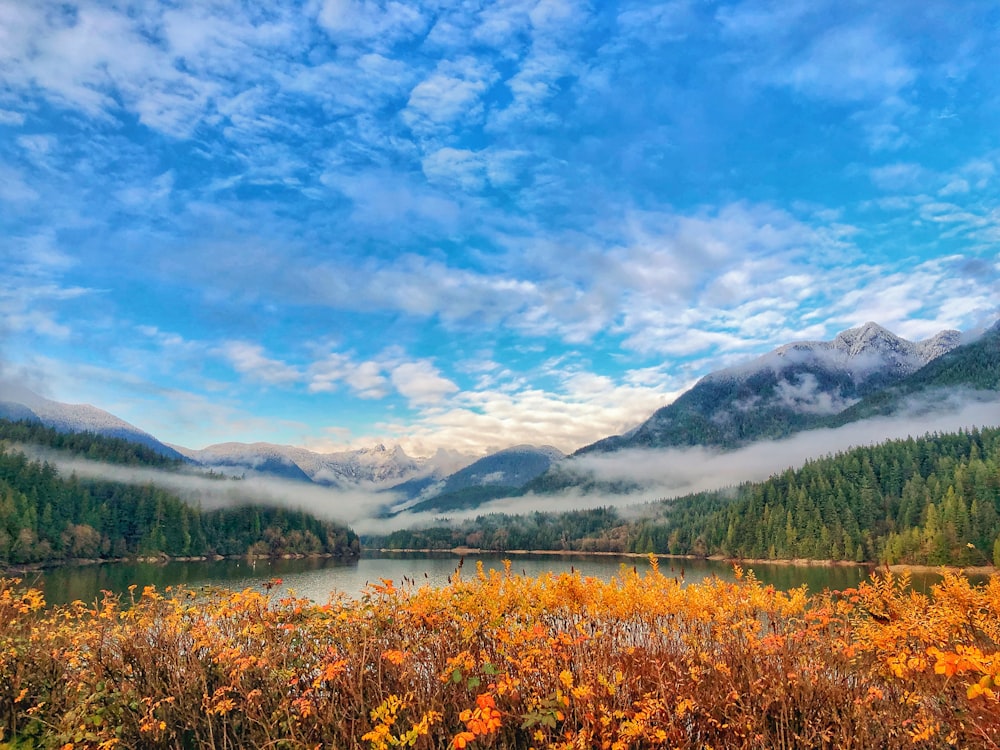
<box><xmin>1</xmin><ymin>559</ymin><xmax>998</xmax><ymax>749</ymax></box>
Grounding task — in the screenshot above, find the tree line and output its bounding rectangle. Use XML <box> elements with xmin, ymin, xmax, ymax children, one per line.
<box><xmin>0</xmin><ymin>431</ymin><xmax>359</xmax><ymax>565</ymax></box>
<box><xmin>0</xmin><ymin>418</ymin><xmax>183</xmax><ymax>467</ymax></box>
<box><xmin>374</xmin><ymin>427</ymin><xmax>1000</xmax><ymax>567</ymax></box>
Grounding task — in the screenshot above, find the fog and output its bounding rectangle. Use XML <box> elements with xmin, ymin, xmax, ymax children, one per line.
<box><xmin>10</xmin><ymin>390</ymin><xmax>1000</xmax><ymax>536</ymax></box>
<box><xmin>9</xmin><ymin>444</ymin><xmax>391</xmax><ymax>528</ymax></box>
<box><xmin>366</xmin><ymin>390</ymin><xmax>1000</xmax><ymax>531</ymax></box>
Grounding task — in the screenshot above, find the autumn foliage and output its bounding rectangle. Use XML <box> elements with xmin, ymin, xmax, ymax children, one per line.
<box><xmin>2</xmin><ymin>559</ymin><xmax>999</xmax><ymax>749</ymax></box>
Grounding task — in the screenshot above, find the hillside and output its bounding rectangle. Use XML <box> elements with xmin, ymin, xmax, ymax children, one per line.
<box><xmin>625</xmin><ymin>426</ymin><xmax>1000</xmax><ymax>567</ymax></box>
<box><xmin>0</xmin><ymin>386</ymin><xmax>185</xmax><ymax>460</ymax></box>
<box><xmin>825</xmin><ymin>320</ymin><xmax>1000</xmax><ymax>426</ymax></box>
<box><xmin>579</xmin><ymin>322</ymin><xmax>961</xmax><ymax>454</ymax></box>
<box><xmin>396</xmin><ymin>445</ymin><xmax>564</xmax><ymax>514</ymax></box>
<box><xmin>0</xmin><ymin>418</ymin><xmax>183</xmax><ymax>467</ymax></box>
<box><xmin>0</xmin><ymin>428</ymin><xmax>359</xmax><ymax>566</ymax></box>
<box><xmin>376</xmin><ymin>427</ymin><xmax>1000</xmax><ymax>568</ymax></box>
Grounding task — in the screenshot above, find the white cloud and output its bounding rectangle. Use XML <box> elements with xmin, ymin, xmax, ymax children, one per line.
<box><xmin>869</xmin><ymin>162</ymin><xmax>926</xmax><ymax>191</ymax></box>
<box><xmin>345</xmin><ymin>361</ymin><xmax>390</xmax><ymax>398</ymax></box>
<box><xmin>217</xmin><ymin>342</ymin><xmax>301</xmax><ymax>386</ymax></box>
<box><xmin>307</xmin><ymin>354</ymin><xmax>389</xmax><ymax>399</ymax></box>
<box><xmin>402</xmin><ymin>58</ymin><xmax>497</xmax><ymax>137</ymax></box>
<box><xmin>0</xmin><ymin>165</ymin><xmax>40</xmax><ymax>203</ymax></box>
<box><xmin>315</xmin><ymin>0</ymin><xmax>427</xmax><ymax>45</ymax></box>
<box><xmin>421</xmin><ymin>148</ymin><xmax>488</xmax><ymax>191</ymax></box>
<box><xmin>390</xmin><ymin>360</ymin><xmax>459</xmax><ymax>406</ymax></box>
<box><xmin>0</xmin><ymin>108</ymin><xmax>25</xmax><ymax>125</ymax></box>
<box><xmin>783</xmin><ymin>25</ymin><xmax>914</xmax><ymax>103</ymax></box>
<box><xmin>939</xmin><ymin>178</ymin><xmax>970</xmax><ymax>196</ymax></box>
<box><xmin>374</xmin><ymin>366</ymin><xmax>684</xmax><ymax>456</ymax></box>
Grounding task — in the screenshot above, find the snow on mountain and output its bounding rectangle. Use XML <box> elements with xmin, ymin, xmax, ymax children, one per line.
<box><xmin>388</xmin><ymin>444</ymin><xmax>568</xmax><ymax>514</ymax></box>
<box><xmin>715</xmin><ymin>323</ymin><xmax>961</xmax><ymax>383</ymax></box>
<box><xmin>177</xmin><ymin>440</ymin><xmax>476</xmax><ymax>489</ymax></box>
<box><xmin>416</xmin><ymin>444</ymin><xmax>566</xmax><ymax>499</ymax></box>
<box><xmin>579</xmin><ymin>322</ymin><xmax>963</xmax><ymax>454</ymax></box>
<box><xmin>0</xmin><ymin>384</ymin><xmax>185</xmax><ymax>459</ymax></box>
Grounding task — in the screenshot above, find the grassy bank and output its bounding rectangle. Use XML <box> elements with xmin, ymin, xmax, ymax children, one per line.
<box><xmin>2</xmin><ymin>561</ymin><xmax>998</xmax><ymax>749</ymax></box>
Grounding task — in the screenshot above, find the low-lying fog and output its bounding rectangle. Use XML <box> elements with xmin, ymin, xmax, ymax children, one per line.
<box><xmin>14</xmin><ymin>391</ymin><xmax>1000</xmax><ymax>536</ymax></box>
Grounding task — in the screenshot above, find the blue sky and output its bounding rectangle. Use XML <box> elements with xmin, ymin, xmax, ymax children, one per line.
<box><xmin>1</xmin><ymin>0</ymin><xmax>999</xmax><ymax>456</ymax></box>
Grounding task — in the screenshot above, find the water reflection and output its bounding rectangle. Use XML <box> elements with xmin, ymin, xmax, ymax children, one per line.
<box><xmin>26</xmin><ymin>551</ymin><xmax>977</xmax><ymax>607</ymax></box>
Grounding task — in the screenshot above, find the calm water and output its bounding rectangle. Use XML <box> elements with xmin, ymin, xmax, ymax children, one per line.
<box><xmin>18</xmin><ymin>551</ymin><xmax>966</xmax><ymax>607</ymax></box>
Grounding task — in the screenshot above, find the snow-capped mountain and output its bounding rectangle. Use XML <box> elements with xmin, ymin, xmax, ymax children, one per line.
<box><xmin>727</xmin><ymin>323</ymin><xmax>961</xmax><ymax>383</ymax></box>
<box><xmin>0</xmin><ymin>384</ymin><xmax>185</xmax><ymax>460</ymax></box>
<box><xmin>580</xmin><ymin>322</ymin><xmax>962</xmax><ymax>454</ymax></box>
<box><xmin>174</xmin><ymin>441</ymin><xmax>475</xmax><ymax>489</ymax></box>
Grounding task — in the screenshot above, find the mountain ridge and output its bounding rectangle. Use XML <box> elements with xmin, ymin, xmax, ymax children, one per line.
<box><xmin>0</xmin><ymin>385</ymin><xmax>185</xmax><ymax>461</ymax></box>
<box><xmin>172</xmin><ymin>440</ymin><xmax>476</xmax><ymax>489</ymax></box>
<box><xmin>578</xmin><ymin>322</ymin><xmax>964</xmax><ymax>455</ymax></box>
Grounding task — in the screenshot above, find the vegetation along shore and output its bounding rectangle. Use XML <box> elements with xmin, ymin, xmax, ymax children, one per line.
<box><xmin>2</xmin><ymin>562</ymin><xmax>999</xmax><ymax>748</ymax></box>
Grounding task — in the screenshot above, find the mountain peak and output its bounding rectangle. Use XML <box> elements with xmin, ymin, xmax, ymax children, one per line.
<box><xmin>831</xmin><ymin>322</ymin><xmax>902</xmax><ymax>356</ymax></box>
<box><xmin>578</xmin><ymin>320</ymin><xmax>966</xmax><ymax>455</ymax></box>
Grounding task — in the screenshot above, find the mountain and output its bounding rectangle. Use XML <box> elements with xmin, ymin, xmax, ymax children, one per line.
<box><xmin>0</xmin><ymin>428</ymin><xmax>359</xmax><ymax>565</ymax></box>
<box><xmin>391</xmin><ymin>444</ymin><xmax>565</xmax><ymax>514</ymax></box>
<box><xmin>175</xmin><ymin>441</ymin><xmax>475</xmax><ymax>489</ymax></box>
<box><xmin>0</xmin><ymin>384</ymin><xmax>185</xmax><ymax>460</ymax></box>
<box><xmin>826</xmin><ymin>319</ymin><xmax>1000</xmax><ymax>425</ymax></box>
<box><xmin>171</xmin><ymin>442</ymin><xmax>315</xmax><ymax>482</ymax></box>
<box><xmin>579</xmin><ymin>322</ymin><xmax>962</xmax><ymax>454</ymax></box>
<box><xmin>377</xmin><ymin>426</ymin><xmax>1000</xmax><ymax>569</ymax></box>
<box><xmin>0</xmin><ymin>384</ymin><xmax>476</xmax><ymax>492</ymax></box>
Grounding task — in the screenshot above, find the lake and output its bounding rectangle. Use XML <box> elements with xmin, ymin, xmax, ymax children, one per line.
<box><xmin>18</xmin><ymin>551</ymin><xmax>968</xmax><ymax>607</ymax></box>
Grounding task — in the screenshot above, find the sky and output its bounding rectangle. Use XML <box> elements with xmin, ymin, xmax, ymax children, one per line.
<box><xmin>1</xmin><ymin>0</ymin><xmax>999</xmax><ymax>458</ymax></box>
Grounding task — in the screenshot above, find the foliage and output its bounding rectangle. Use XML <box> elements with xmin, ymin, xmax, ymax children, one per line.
<box><xmin>0</xmin><ymin>444</ymin><xmax>359</xmax><ymax>564</ymax></box>
<box><xmin>377</xmin><ymin>508</ymin><xmax>625</xmax><ymax>553</ymax></box>
<box><xmin>379</xmin><ymin>427</ymin><xmax>1000</xmax><ymax>567</ymax></box>
<box><xmin>0</xmin><ymin>418</ymin><xmax>181</xmax><ymax>468</ymax></box>
<box><xmin>643</xmin><ymin>426</ymin><xmax>1000</xmax><ymax>565</ymax></box>
<box><xmin>1</xmin><ymin>565</ymin><xmax>999</xmax><ymax>748</ymax></box>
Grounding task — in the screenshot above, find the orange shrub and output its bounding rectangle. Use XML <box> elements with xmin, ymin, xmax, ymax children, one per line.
<box><xmin>0</xmin><ymin>562</ymin><xmax>998</xmax><ymax>749</ymax></box>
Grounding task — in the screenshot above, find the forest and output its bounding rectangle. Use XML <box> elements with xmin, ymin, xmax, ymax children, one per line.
<box><xmin>0</xmin><ymin>421</ymin><xmax>359</xmax><ymax>565</ymax></box>
<box><xmin>0</xmin><ymin>419</ymin><xmax>182</xmax><ymax>467</ymax></box>
<box><xmin>376</xmin><ymin>427</ymin><xmax>1000</xmax><ymax>568</ymax></box>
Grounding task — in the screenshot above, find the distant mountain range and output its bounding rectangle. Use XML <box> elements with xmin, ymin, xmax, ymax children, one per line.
<box><xmin>391</xmin><ymin>444</ymin><xmax>565</xmax><ymax>515</ymax></box>
<box><xmin>579</xmin><ymin>322</ymin><xmax>964</xmax><ymax>454</ymax></box>
<box><xmin>170</xmin><ymin>441</ymin><xmax>465</xmax><ymax>488</ymax></box>
<box><xmin>2</xmin><ymin>319</ymin><xmax>997</xmax><ymax>517</ymax></box>
<box><xmin>0</xmin><ymin>384</ymin><xmax>475</xmax><ymax>494</ymax></box>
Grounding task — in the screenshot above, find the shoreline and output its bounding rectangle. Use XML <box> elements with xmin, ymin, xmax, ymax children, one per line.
<box><xmin>374</xmin><ymin>547</ymin><xmax>997</xmax><ymax>576</ymax></box>
<box><xmin>0</xmin><ymin>550</ymin><xmax>357</xmax><ymax>576</ymax></box>
<box><xmin>6</xmin><ymin>547</ymin><xmax>994</xmax><ymax>578</ymax></box>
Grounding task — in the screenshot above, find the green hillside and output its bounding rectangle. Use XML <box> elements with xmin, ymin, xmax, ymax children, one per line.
<box><xmin>0</xmin><ymin>418</ymin><xmax>183</xmax><ymax>467</ymax></box>
<box><xmin>375</xmin><ymin>427</ymin><xmax>1000</xmax><ymax>568</ymax></box>
<box><xmin>0</xmin><ymin>425</ymin><xmax>359</xmax><ymax>566</ymax></box>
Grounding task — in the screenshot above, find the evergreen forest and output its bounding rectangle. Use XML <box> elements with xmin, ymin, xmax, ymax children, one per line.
<box><xmin>0</xmin><ymin>420</ymin><xmax>359</xmax><ymax>565</ymax></box>
<box><xmin>377</xmin><ymin>427</ymin><xmax>1000</xmax><ymax>568</ymax></box>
